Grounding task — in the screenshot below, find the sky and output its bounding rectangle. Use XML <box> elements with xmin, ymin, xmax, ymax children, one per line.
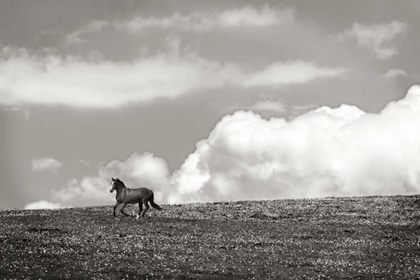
<box><xmin>1</xmin><ymin>0</ymin><xmax>420</xmax><ymax>209</ymax></box>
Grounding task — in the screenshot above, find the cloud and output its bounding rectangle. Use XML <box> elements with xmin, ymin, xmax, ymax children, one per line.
<box><xmin>382</xmin><ymin>69</ymin><xmax>408</xmax><ymax>79</ymax></box>
<box><xmin>53</xmin><ymin>177</ymin><xmax>112</xmax><ymax>202</ymax></box>
<box><xmin>31</xmin><ymin>157</ymin><xmax>63</xmax><ymax>172</ymax></box>
<box><xmin>0</xmin><ymin>46</ymin><xmax>346</xmax><ymax>108</ymax></box>
<box><xmin>233</xmin><ymin>99</ymin><xmax>316</xmax><ymax>119</ymax></box>
<box><xmin>77</xmin><ymin>159</ymin><xmax>91</xmax><ymax>166</ymax></box>
<box><xmin>54</xmin><ymin>152</ymin><xmax>171</xmax><ymax>204</ymax></box>
<box><xmin>65</xmin><ymin>20</ymin><xmax>109</xmax><ymax>45</ymax></box>
<box><xmin>24</xmin><ymin>200</ymin><xmax>63</xmax><ymax>210</ymax></box>
<box><xmin>242</xmin><ymin>100</ymin><xmax>287</xmax><ymax>113</ymax></box>
<box><xmin>339</xmin><ymin>21</ymin><xmax>407</xmax><ymax>59</ymax></box>
<box><xmin>243</xmin><ymin>61</ymin><xmax>347</xmax><ymax>87</ymax></box>
<box><xmin>169</xmin><ymin>85</ymin><xmax>420</xmax><ymax>203</ymax></box>
<box><xmin>2</xmin><ymin>106</ymin><xmax>30</xmax><ymax>120</ymax></box>
<box><xmin>55</xmin><ymin>85</ymin><xmax>420</xmax><ymax>205</ymax></box>
<box><xmin>116</xmin><ymin>6</ymin><xmax>294</xmax><ymax>33</ymax></box>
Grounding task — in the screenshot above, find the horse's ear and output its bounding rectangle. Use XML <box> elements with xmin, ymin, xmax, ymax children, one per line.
<box><xmin>112</xmin><ymin>177</ymin><xmax>115</xmax><ymax>181</ymax></box>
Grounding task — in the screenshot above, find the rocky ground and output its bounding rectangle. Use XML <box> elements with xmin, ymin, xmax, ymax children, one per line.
<box><xmin>1</xmin><ymin>195</ymin><xmax>420</xmax><ymax>279</ymax></box>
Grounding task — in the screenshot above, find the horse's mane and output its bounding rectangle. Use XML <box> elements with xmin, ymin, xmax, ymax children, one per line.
<box><xmin>116</xmin><ymin>178</ymin><xmax>126</xmax><ymax>187</ymax></box>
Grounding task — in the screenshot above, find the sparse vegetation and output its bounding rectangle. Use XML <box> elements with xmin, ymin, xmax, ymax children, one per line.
<box><xmin>1</xmin><ymin>195</ymin><xmax>420</xmax><ymax>279</ymax></box>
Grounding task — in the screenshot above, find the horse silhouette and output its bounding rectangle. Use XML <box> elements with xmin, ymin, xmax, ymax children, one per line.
<box><xmin>109</xmin><ymin>178</ymin><xmax>162</xmax><ymax>218</ymax></box>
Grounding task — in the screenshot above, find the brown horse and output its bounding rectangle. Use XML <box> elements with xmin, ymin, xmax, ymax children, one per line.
<box><xmin>109</xmin><ymin>178</ymin><xmax>162</xmax><ymax>218</ymax></box>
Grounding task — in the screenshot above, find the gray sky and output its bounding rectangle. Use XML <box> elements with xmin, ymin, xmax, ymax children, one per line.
<box><xmin>1</xmin><ymin>0</ymin><xmax>420</xmax><ymax>209</ymax></box>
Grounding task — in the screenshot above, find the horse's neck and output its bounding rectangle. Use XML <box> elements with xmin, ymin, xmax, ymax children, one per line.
<box><xmin>116</xmin><ymin>184</ymin><xmax>126</xmax><ymax>194</ymax></box>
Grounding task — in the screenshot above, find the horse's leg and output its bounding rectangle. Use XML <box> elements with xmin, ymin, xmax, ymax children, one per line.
<box><xmin>140</xmin><ymin>199</ymin><xmax>150</xmax><ymax>218</ymax></box>
<box><xmin>136</xmin><ymin>202</ymin><xmax>143</xmax><ymax>219</ymax></box>
<box><xmin>120</xmin><ymin>202</ymin><xmax>130</xmax><ymax>217</ymax></box>
<box><xmin>113</xmin><ymin>202</ymin><xmax>120</xmax><ymax>217</ymax></box>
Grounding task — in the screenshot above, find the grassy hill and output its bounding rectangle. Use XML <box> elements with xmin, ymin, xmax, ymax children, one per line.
<box><xmin>1</xmin><ymin>195</ymin><xmax>420</xmax><ymax>279</ymax></box>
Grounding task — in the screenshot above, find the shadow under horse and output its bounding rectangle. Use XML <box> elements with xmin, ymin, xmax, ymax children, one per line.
<box><xmin>109</xmin><ymin>178</ymin><xmax>162</xmax><ymax>218</ymax></box>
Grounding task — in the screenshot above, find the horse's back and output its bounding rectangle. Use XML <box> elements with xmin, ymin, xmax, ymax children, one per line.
<box><xmin>124</xmin><ymin>187</ymin><xmax>152</xmax><ymax>203</ymax></box>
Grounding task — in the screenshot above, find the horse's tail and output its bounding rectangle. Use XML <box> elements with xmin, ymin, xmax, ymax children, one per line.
<box><xmin>150</xmin><ymin>191</ymin><xmax>162</xmax><ymax>211</ymax></box>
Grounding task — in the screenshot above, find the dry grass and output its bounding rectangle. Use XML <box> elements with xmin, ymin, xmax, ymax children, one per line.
<box><xmin>1</xmin><ymin>195</ymin><xmax>420</xmax><ymax>279</ymax></box>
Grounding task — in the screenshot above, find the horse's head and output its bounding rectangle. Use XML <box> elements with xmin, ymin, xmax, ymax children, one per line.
<box><xmin>110</xmin><ymin>178</ymin><xmax>126</xmax><ymax>193</ymax></box>
<box><xmin>110</xmin><ymin>178</ymin><xmax>118</xmax><ymax>193</ymax></box>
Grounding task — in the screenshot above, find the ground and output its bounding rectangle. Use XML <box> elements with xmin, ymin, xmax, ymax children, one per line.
<box><xmin>1</xmin><ymin>195</ymin><xmax>420</xmax><ymax>279</ymax></box>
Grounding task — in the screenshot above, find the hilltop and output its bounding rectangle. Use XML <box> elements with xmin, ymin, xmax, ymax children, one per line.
<box><xmin>1</xmin><ymin>195</ymin><xmax>420</xmax><ymax>279</ymax></box>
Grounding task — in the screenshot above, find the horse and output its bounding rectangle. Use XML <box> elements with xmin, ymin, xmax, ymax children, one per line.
<box><xmin>109</xmin><ymin>178</ymin><xmax>162</xmax><ymax>218</ymax></box>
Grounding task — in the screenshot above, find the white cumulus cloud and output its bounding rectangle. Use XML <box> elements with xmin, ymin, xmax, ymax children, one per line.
<box><xmin>31</xmin><ymin>157</ymin><xmax>63</xmax><ymax>172</ymax></box>
<box><xmin>24</xmin><ymin>200</ymin><xmax>63</xmax><ymax>210</ymax></box>
<box><xmin>53</xmin><ymin>177</ymin><xmax>112</xmax><ymax>203</ymax></box>
<box><xmin>54</xmin><ymin>152</ymin><xmax>171</xmax><ymax>204</ymax></box>
<box><xmin>55</xmin><ymin>85</ymin><xmax>420</xmax><ymax>205</ymax></box>
<box><xmin>169</xmin><ymin>85</ymin><xmax>420</xmax><ymax>203</ymax></box>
